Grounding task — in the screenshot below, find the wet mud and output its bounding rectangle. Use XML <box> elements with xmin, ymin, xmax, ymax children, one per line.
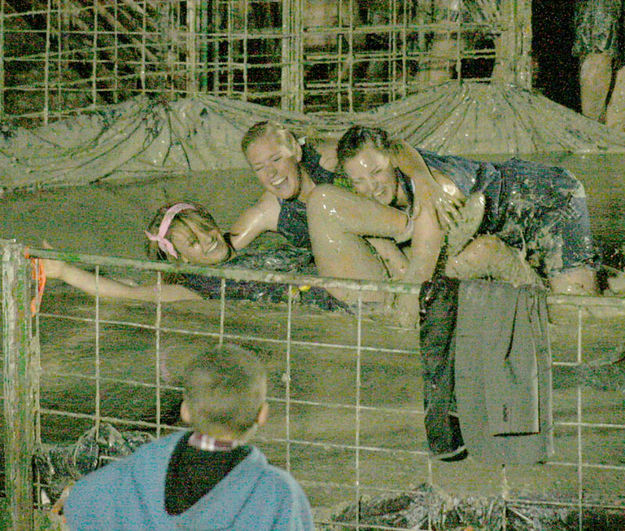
<box><xmin>0</xmin><ymin>161</ymin><xmax>624</xmax><ymax>517</ymax></box>
<box><xmin>16</xmin><ymin>277</ymin><xmax>625</xmax><ymax>515</ymax></box>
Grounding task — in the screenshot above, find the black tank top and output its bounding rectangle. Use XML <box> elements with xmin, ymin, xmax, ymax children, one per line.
<box><xmin>276</xmin><ymin>142</ymin><xmax>336</xmax><ymax>249</ymax></box>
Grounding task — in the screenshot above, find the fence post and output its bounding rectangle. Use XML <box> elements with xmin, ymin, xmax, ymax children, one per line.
<box><xmin>0</xmin><ymin>0</ymin><xmax>5</xmax><ymax>121</ymax></box>
<box><xmin>2</xmin><ymin>240</ymin><xmax>34</xmax><ymax>530</ymax></box>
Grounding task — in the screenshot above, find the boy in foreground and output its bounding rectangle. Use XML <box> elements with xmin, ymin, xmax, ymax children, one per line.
<box><xmin>64</xmin><ymin>343</ymin><xmax>314</xmax><ymax>530</ymax></box>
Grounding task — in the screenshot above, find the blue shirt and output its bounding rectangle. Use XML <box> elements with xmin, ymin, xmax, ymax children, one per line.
<box><xmin>65</xmin><ymin>431</ymin><xmax>314</xmax><ymax>530</ymax></box>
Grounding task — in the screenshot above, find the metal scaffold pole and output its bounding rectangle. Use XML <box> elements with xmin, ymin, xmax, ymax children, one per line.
<box><xmin>281</xmin><ymin>0</ymin><xmax>303</xmax><ymax>112</ymax></box>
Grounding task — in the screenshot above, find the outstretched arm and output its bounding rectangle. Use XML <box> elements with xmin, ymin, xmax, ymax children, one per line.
<box><xmin>43</xmin><ymin>258</ymin><xmax>202</xmax><ymax>303</ymax></box>
<box><xmin>229</xmin><ymin>192</ymin><xmax>281</xmax><ymax>250</ymax></box>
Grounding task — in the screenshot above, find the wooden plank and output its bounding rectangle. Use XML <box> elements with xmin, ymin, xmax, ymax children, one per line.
<box><xmin>2</xmin><ymin>240</ymin><xmax>34</xmax><ymax>531</ymax></box>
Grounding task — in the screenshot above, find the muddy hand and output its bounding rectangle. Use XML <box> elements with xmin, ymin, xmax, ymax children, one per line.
<box><xmin>433</xmin><ymin>190</ymin><xmax>464</xmax><ymax>229</ymax></box>
<box><xmin>395</xmin><ymin>202</ymin><xmax>421</xmax><ymax>244</ymax></box>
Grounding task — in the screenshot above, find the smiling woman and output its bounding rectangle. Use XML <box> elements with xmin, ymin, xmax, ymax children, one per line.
<box><xmin>228</xmin><ymin>121</ymin><xmax>339</xmax><ymax>251</ymax></box>
<box><xmin>41</xmin><ymin>200</ymin><xmax>343</xmax><ymax>309</ymax></box>
<box><xmin>145</xmin><ymin>202</ymin><xmax>232</xmax><ymax>266</ymax></box>
<box><xmin>306</xmin><ymin>125</ymin><xmax>600</xmax><ymax>323</ymax></box>
<box><xmin>43</xmin><ymin>202</ymin><xmax>227</xmax><ymax>303</ymax></box>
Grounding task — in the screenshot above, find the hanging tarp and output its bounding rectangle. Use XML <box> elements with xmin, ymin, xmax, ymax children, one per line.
<box><xmin>2</xmin><ymin>82</ymin><xmax>625</xmax><ymax>192</ymax></box>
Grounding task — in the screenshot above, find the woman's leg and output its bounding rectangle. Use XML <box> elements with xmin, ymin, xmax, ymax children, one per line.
<box><xmin>307</xmin><ymin>184</ymin><xmax>410</xmax><ymax>304</ymax></box>
<box><xmin>445</xmin><ymin>235</ymin><xmax>543</xmax><ymax>287</ymax></box>
<box><xmin>548</xmin><ymin>267</ymin><xmax>599</xmax><ymax>295</ymax></box>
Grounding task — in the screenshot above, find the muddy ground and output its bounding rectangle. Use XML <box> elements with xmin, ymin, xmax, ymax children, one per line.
<box><xmin>1</xmin><ymin>158</ymin><xmax>624</xmax><ymax>519</ymax></box>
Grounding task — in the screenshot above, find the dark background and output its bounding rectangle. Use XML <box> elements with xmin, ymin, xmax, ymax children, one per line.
<box><xmin>533</xmin><ymin>0</ymin><xmax>581</xmax><ymax>112</ymax></box>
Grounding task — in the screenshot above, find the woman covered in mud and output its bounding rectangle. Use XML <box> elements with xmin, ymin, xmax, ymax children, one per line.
<box><xmin>43</xmin><ymin>201</ymin><xmax>341</xmax><ymax>309</ymax></box>
<box><xmin>228</xmin><ymin>120</ymin><xmax>339</xmax><ymax>251</ymax></box>
<box><xmin>306</xmin><ymin>125</ymin><xmax>600</xmax><ymax>323</ymax></box>
<box><xmin>231</xmin><ymin>120</ymin><xmax>460</xmax><ymax>253</ymax></box>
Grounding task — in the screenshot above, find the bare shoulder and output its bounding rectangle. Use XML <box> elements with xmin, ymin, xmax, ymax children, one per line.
<box><xmin>429</xmin><ymin>168</ymin><xmax>463</xmax><ymax>199</ymax></box>
<box><xmin>256</xmin><ymin>191</ymin><xmax>281</xmax><ymax>212</ymax></box>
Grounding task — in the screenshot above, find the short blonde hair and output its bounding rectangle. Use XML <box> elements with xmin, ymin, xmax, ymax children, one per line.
<box><xmin>241</xmin><ymin>120</ymin><xmax>298</xmax><ymax>156</ymax></box>
<box><xmin>182</xmin><ymin>343</ymin><xmax>267</xmax><ymax>438</ymax></box>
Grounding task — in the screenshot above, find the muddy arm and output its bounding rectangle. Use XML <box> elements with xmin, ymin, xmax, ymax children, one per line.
<box><xmin>229</xmin><ymin>192</ymin><xmax>280</xmax><ymax>250</ymax></box>
<box><xmin>44</xmin><ymin>259</ymin><xmax>202</xmax><ymax>302</ymax></box>
<box><xmin>366</xmin><ymin>237</ymin><xmax>409</xmax><ymax>280</ymax></box>
<box><xmin>395</xmin><ymin>203</ymin><xmax>445</xmax><ymax>328</ymax></box>
<box><xmin>392</xmin><ymin>142</ymin><xmax>463</xmax><ymax>226</ymax></box>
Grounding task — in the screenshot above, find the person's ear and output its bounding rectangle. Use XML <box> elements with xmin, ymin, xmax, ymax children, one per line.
<box><xmin>295</xmin><ymin>142</ymin><xmax>302</xmax><ymax>162</ymax></box>
<box><xmin>256</xmin><ymin>402</ymin><xmax>269</xmax><ymax>427</ymax></box>
<box><xmin>180</xmin><ymin>400</ymin><xmax>191</xmax><ymax>424</ymax></box>
<box><xmin>287</xmin><ymin>133</ymin><xmax>302</xmax><ymax>162</ymax></box>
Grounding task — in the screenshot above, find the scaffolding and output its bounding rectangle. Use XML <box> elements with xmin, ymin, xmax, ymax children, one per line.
<box><xmin>0</xmin><ymin>0</ymin><xmax>532</xmax><ymax>123</ymax></box>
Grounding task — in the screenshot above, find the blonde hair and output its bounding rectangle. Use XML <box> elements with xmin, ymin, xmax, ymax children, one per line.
<box><xmin>241</xmin><ymin>120</ymin><xmax>299</xmax><ymax>156</ymax></box>
<box><xmin>182</xmin><ymin>343</ymin><xmax>267</xmax><ymax>439</ymax></box>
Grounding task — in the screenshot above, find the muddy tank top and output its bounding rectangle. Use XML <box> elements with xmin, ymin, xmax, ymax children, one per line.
<box><xmin>276</xmin><ymin>142</ymin><xmax>336</xmax><ymax>249</ymax></box>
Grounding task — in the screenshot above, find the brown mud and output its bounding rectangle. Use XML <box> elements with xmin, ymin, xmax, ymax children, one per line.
<box><xmin>0</xmin><ymin>162</ymin><xmax>624</xmax><ymax>515</ymax></box>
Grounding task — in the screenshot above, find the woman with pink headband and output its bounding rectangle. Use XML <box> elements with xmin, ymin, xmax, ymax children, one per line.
<box><xmin>43</xmin><ymin>201</ymin><xmax>343</xmax><ymax>309</ymax></box>
<box><xmin>43</xmin><ymin>202</ymin><xmax>231</xmax><ymax>302</ymax></box>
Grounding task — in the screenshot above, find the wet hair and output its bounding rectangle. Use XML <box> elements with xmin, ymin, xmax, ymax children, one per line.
<box><xmin>145</xmin><ymin>201</ymin><xmax>219</xmax><ymax>263</ymax></box>
<box><xmin>337</xmin><ymin>125</ymin><xmax>396</xmax><ymax>171</ymax></box>
<box><xmin>182</xmin><ymin>343</ymin><xmax>267</xmax><ymax>438</ymax></box>
<box><xmin>240</xmin><ymin>120</ymin><xmax>298</xmax><ymax>156</ymax></box>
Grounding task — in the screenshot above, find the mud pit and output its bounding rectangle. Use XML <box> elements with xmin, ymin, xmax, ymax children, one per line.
<box><xmin>0</xmin><ymin>162</ymin><xmax>624</xmax><ymax>520</ymax></box>
<box><xmin>35</xmin><ymin>288</ymin><xmax>625</xmax><ymax>511</ymax></box>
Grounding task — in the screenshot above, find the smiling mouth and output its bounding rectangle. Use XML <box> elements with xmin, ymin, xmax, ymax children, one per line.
<box><xmin>271</xmin><ymin>175</ymin><xmax>287</xmax><ymax>187</ymax></box>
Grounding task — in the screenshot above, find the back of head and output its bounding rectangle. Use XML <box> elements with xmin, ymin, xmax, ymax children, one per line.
<box><xmin>337</xmin><ymin>125</ymin><xmax>393</xmax><ymax>170</ymax></box>
<box><xmin>183</xmin><ymin>343</ymin><xmax>267</xmax><ymax>439</ymax></box>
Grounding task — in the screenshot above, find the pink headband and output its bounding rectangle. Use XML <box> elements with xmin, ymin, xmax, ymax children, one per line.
<box><xmin>145</xmin><ymin>203</ymin><xmax>197</xmax><ymax>258</ymax></box>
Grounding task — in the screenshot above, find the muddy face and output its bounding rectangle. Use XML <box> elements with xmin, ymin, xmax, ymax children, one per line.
<box><xmin>245</xmin><ymin>132</ymin><xmax>302</xmax><ymax>201</ymax></box>
<box><xmin>169</xmin><ymin>217</ymin><xmax>232</xmax><ymax>265</ymax></box>
<box><xmin>342</xmin><ymin>144</ymin><xmax>397</xmax><ymax>205</ymax></box>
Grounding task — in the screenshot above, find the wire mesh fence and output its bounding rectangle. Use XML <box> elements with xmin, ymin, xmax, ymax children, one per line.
<box><xmin>2</xmin><ymin>240</ymin><xmax>625</xmax><ymax>529</ymax></box>
<box><xmin>0</xmin><ymin>0</ymin><xmax>531</xmax><ymax>124</ymax></box>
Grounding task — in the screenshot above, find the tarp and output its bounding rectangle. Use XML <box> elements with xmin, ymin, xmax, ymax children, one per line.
<box><xmin>2</xmin><ymin>82</ymin><xmax>625</xmax><ymax>192</ymax></box>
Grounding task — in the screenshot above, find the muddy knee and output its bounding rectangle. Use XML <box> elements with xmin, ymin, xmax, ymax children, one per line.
<box><xmin>549</xmin><ymin>267</ymin><xmax>598</xmax><ymax>295</ymax></box>
<box><xmin>446</xmin><ymin>236</ymin><xmax>541</xmax><ymax>286</ymax></box>
<box><xmin>456</xmin><ymin>235</ymin><xmax>502</xmax><ymax>262</ymax></box>
<box><xmin>445</xmin><ymin>235</ymin><xmax>500</xmax><ymax>277</ymax></box>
